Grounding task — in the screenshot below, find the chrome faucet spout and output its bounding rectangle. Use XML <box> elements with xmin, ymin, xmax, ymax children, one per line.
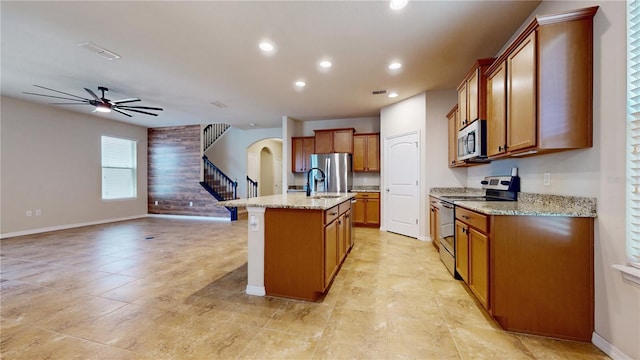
<box><xmin>306</xmin><ymin>167</ymin><xmax>326</xmax><ymax>196</ymax></box>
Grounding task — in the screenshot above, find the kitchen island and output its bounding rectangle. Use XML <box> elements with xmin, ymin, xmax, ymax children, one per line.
<box><xmin>219</xmin><ymin>192</ymin><xmax>355</xmax><ymax>301</ymax></box>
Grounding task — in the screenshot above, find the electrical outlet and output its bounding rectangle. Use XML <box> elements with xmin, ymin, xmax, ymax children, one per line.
<box><xmin>26</xmin><ymin>210</ymin><xmax>32</xmax><ymax>217</ymax></box>
<box><xmin>35</xmin><ymin>209</ymin><xmax>42</xmax><ymax>216</ymax></box>
<box><xmin>189</xmin><ymin>201</ymin><xmax>193</xmax><ymax>207</ymax></box>
<box><xmin>154</xmin><ymin>201</ymin><xmax>158</xmax><ymax>205</ymax></box>
<box><xmin>544</xmin><ymin>172</ymin><xmax>551</xmax><ymax>186</ymax></box>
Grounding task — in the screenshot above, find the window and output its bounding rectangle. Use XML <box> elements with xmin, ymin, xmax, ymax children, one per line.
<box><xmin>628</xmin><ymin>0</ymin><xmax>640</xmax><ymax>269</ymax></box>
<box><xmin>101</xmin><ymin>136</ymin><xmax>137</xmax><ymax>200</ymax></box>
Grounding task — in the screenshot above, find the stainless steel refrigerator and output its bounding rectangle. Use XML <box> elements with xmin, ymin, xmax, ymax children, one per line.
<box><xmin>309</xmin><ymin>153</ymin><xmax>353</xmax><ymax>193</ymax></box>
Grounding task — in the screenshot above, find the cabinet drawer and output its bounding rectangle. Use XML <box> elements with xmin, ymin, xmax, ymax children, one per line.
<box><xmin>355</xmin><ymin>192</ymin><xmax>380</xmax><ymax>200</ymax></box>
<box><xmin>325</xmin><ymin>205</ymin><xmax>340</xmax><ymax>224</ymax></box>
<box><xmin>456</xmin><ymin>207</ymin><xmax>488</xmax><ymax>233</ymax></box>
<box><xmin>339</xmin><ymin>200</ymin><xmax>351</xmax><ymax>215</ymax></box>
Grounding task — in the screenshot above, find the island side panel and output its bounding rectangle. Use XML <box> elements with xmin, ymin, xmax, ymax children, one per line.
<box><xmin>246</xmin><ymin>207</ymin><xmax>267</xmax><ymax>296</ymax></box>
<box><xmin>490</xmin><ymin>215</ymin><xmax>594</xmax><ymax>341</ymax></box>
<box><xmin>264</xmin><ymin>207</ymin><xmax>325</xmax><ymax>301</ymax></box>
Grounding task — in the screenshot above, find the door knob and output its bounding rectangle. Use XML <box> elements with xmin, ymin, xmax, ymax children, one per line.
<box><xmin>386</xmin><ymin>188</ymin><xmax>390</xmax><ymax>192</ymax></box>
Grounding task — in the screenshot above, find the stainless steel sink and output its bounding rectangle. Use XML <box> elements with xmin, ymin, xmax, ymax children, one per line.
<box><xmin>311</xmin><ymin>195</ymin><xmax>342</xmax><ymax>199</ymax></box>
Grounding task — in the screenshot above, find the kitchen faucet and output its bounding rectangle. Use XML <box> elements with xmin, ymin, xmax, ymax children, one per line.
<box><xmin>306</xmin><ymin>167</ymin><xmax>326</xmax><ymax>196</ymax></box>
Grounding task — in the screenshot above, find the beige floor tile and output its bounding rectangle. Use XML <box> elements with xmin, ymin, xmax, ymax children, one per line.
<box><xmin>450</xmin><ymin>325</ymin><xmax>536</xmax><ymax>360</ymax></box>
<box><xmin>238</xmin><ymin>328</ymin><xmax>318</xmax><ymax>359</ymax></box>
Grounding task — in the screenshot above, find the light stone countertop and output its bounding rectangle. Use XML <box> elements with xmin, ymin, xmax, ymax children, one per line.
<box><xmin>218</xmin><ymin>192</ymin><xmax>355</xmax><ymax>210</ymax></box>
<box><xmin>429</xmin><ymin>188</ymin><xmax>597</xmax><ymax>218</ymax></box>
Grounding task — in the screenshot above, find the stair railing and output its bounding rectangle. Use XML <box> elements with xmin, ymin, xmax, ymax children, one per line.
<box><xmin>247</xmin><ymin>176</ymin><xmax>258</xmax><ymax>198</ymax></box>
<box><xmin>200</xmin><ymin>156</ymin><xmax>238</xmax><ymax>220</ymax></box>
<box><xmin>203</xmin><ymin>123</ymin><xmax>232</xmax><ymax>152</ymax></box>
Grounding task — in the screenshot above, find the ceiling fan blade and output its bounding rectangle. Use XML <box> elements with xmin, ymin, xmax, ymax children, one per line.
<box><xmin>48</xmin><ymin>102</ymin><xmax>92</xmax><ymax>105</ymax></box>
<box><xmin>117</xmin><ymin>105</ymin><xmax>164</xmax><ymax>111</ymax></box>
<box><xmin>33</xmin><ymin>85</ymin><xmax>89</xmax><ymax>100</ymax></box>
<box><xmin>23</xmin><ymin>92</ymin><xmax>90</xmax><ymax>102</ymax></box>
<box><xmin>120</xmin><ymin>108</ymin><xmax>159</xmax><ymax>116</ymax></box>
<box><xmin>112</xmin><ymin>108</ymin><xmax>132</xmax><ymax>117</ymax></box>
<box><xmin>111</xmin><ymin>98</ymin><xmax>141</xmax><ymax>104</ymax></box>
<box><xmin>84</xmin><ymin>88</ymin><xmax>101</xmax><ymax>101</ymax></box>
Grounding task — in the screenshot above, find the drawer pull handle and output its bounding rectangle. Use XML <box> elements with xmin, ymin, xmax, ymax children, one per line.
<box><xmin>329</xmin><ymin>212</ymin><xmax>337</xmax><ymax>216</ymax></box>
<box><xmin>462</xmin><ymin>215</ymin><xmax>470</xmax><ymax>219</ymax></box>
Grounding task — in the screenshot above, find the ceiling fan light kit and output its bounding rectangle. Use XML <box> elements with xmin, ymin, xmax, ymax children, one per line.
<box><xmin>23</xmin><ymin>85</ymin><xmax>163</xmax><ymax>118</ymax></box>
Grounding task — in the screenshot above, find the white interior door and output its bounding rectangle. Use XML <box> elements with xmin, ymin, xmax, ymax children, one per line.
<box><xmin>384</xmin><ymin>132</ymin><xmax>419</xmax><ymax>238</ymax></box>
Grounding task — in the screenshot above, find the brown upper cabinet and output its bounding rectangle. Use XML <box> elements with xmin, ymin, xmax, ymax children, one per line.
<box><xmin>314</xmin><ymin>128</ymin><xmax>355</xmax><ymax>154</ymax></box>
<box><xmin>457</xmin><ymin>58</ymin><xmax>495</xmax><ymax>131</ymax></box>
<box><xmin>353</xmin><ymin>133</ymin><xmax>380</xmax><ymax>172</ymax></box>
<box><xmin>291</xmin><ymin>136</ymin><xmax>315</xmax><ymax>173</ymax></box>
<box><xmin>485</xmin><ymin>6</ymin><xmax>597</xmax><ymax>158</ymax></box>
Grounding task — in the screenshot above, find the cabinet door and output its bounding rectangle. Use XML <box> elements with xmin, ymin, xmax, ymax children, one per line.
<box><xmin>487</xmin><ymin>61</ymin><xmax>507</xmax><ymax>157</ymax></box>
<box><xmin>430</xmin><ymin>205</ymin><xmax>439</xmax><ymax>249</ymax></box>
<box><xmin>315</xmin><ymin>131</ymin><xmax>333</xmax><ymax>153</ymax></box>
<box><xmin>447</xmin><ymin>106</ymin><xmax>458</xmax><ymax>167</ymax></box>
<box><xmin>366</xmin><ymin>198</ymin><xmax>380</xmax><ymax>226</ymax></box>
<box><xmin>469</xmin><ymin>227</ymin><xmax>489</xmax><ymax>309</ymax></box>
<box><xmin>324</xmin><ymin>219</ymin><xmax>339</xmax><ymax>287</ymax></box>
<box><xmin>353</xmin><ymin>135</ymin><xmax>366</xmax><ymax>171</ymax></box>
<box><xmin>333</xmin><ymin>129</ymin><xmax>354</xmax><ymax>153</ymax></box>
<box><xmin>344</xmin><ymin>210</ymin><xmax>352</xmax><ymax>252</ymax></box>
<box><xmin>507</xmin><ymin>32</ymin><xmax>537</xmax><ymax>152</ymax></box>
<box><xmin>302</xmin><ymin>137</ymin><xmax>315</xmax><ymax>171</ymax></box>
<box><xmin>292</xmin><ymin>137</ymin><xmax>305</xmax><ymax>173</ymax></box>
<box><xmin>365</xmin><ymin>134</ymin><xmax>380</xmax><ymax>171</ymax></box>
<box><xmin>457</xmin><ymin>83</ymin><xmax>468</xmax><ymax>131</ymax></box>
<box><xmin>455</xmin><ymin>220</ymin><xmax>469</xmax><ymax>282</ymax></box>
<box><xmin>467</xmin><ymin>69</ymin><xmax>479</xmax><ymax>122</ymax></box>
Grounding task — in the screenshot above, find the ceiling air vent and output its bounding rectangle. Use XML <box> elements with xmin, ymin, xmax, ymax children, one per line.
<box><xmin>77</xmin><ymin>42</ymin><xmax>121</xmax><ymax>60</ymax></box>
<box><xmin>371</xmin><ymin>89</ymin><xmax>387</xmax><ymax>95</ymax></box>
<box><xmin>211</xmin><ymin>101</ymin><xmax>228</xmax><ymax>108</ymax></box>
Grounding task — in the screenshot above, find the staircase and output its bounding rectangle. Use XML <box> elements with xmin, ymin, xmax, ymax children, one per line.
<box><xmin>203</xmin><ymin>123</ymin><xmax>231</xmax><ymax>153</ymax></box>
<box><xmin>200</xmin><ymin>155</ymin><xmax>239</xmax><ymax>221</ymax></box>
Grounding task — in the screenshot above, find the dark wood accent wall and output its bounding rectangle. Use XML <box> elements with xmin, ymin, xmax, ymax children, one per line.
<box><xmin>148</xmin><ymin>125</ymin><xmax>230</xmax><ymax>218</ymax></box>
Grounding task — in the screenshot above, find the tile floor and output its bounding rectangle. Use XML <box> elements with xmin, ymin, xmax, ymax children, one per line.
<box><xmin>1</xmin><ymin>217</ymin><xmax>609</xmax><ymax>359</ymax></box>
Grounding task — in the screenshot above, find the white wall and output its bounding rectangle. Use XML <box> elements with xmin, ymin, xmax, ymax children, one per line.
<box><xmin>466</xmin><ymin>2</ymin><xmax>639</xmax><ymax>359</ymax></box>
<box><xmin>247</xmin><ymin>138</ymin><xmax>283</xmax><ymax>196</ymax></box>
<box><xmin>0</xmin><ymin>96</ymin><xmax>148</xmax><ymax>236</ymax></box>
<box><xmin>206</xmin><ymin>126</ymin><xmax>282</xmax><ymax>198</ymax></box>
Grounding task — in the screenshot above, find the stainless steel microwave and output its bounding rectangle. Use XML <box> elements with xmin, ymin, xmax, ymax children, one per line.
<box><xmin>457</xmin><ymin>120</ymin><xmax>487</xmax><ymax>161</ymax></box>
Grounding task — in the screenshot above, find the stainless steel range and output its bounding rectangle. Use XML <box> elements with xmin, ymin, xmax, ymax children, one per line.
<box><xmin>437</xmin><ymin>175</ymin><xmax>520</xmax><ymax>277</ymax></box>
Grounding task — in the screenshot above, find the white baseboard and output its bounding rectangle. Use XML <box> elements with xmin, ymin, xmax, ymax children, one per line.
<box><xmin>0</xmin><ymin>215</ymin><xmax>147</xmax><ymax>239</ymax></box>
<box><xmin>592</xmin><ymin>332</ymin><xmax>633</xmax><ymax>360</ymax></box>
<box><xmin>147</xmin><ymin>214</ymin><xmax>231</xmax><ymax>222</ymax></box>
<box><xmin>246</xmin><ymin>285</ymin><xmax>266</xmax><ymax>296</ymax></box>
<box><xmin>417</xmin><ymin>235</ymin><xmax>429</xmax><ymax>241</ymax></box>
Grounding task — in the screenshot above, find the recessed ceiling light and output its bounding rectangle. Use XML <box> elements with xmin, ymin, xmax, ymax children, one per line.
<box><xmin>295</xmin><ymin>81</ymin><xmax>306</xmax><ymax>88</ymax></box>
<box><xmin>319</xmin><ymin>60</ymin><xmax>332</xmax><ymax>68</ymax></box>
<box><xmin>388</xmin><ymin>92</ymin><xmax>399</xmax><ymax>98</ymax></box>
<box><xmin>389</xmin><ymin>0</ymin><xmax>408</xmax><ymax>10</ymax></box>
<box><xmin>259</xmin><ymin>42</ymin><xmax>274</xmax><ymax>52</ymax></box>
<box><xmin>388</xmin><ymin>62</ymin><xmax>402</xmax><ymax>70</ymax></box>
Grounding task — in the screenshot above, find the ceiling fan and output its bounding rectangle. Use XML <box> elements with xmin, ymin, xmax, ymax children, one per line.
<box><xmin>23</xmin><ymin>85</ymin><xmax>163</xmax><ymax>117</ymax></box>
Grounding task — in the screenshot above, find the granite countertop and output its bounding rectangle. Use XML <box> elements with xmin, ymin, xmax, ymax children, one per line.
<box><xmin>218</xmin><ymin>192</ymin><xmax>355</xmax><ymax>210</ymax></box>
<box><xmin>351</xmin><ymin>186</ymin><xmax>380</xmax><ymax>193</ymax></box>
<box><xmin>429</xmin><ymin>187</ymin><xmax>597</xmax><ymax>218</ymax></box>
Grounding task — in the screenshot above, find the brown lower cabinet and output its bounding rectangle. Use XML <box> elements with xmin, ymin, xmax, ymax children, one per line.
<box><xmin>455</xmin><ymin>205</ymin><xmax>594</xmax><ymax>342</ymax></box>
<box><xmin>353</xmin><ymin>192</ymin><xmax>380</xmax><ymax>227</ymax></box>
<box><xmin>264</xmin><ymin>200</ymin><xmax>352</xmax><ymax>301</ymax></box>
